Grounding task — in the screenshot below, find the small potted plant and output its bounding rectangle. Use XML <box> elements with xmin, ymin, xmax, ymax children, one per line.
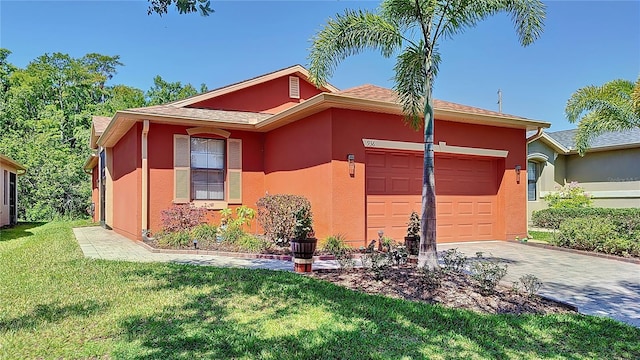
<box><xmin>290</xmin><ymin>206</ymin><xmax>317</xmax><ymax>272</ymax></box>
<box><xmin>404</xmin><ymin>211</ymin><xmax>420</xmax><ymax>263</ymax></box>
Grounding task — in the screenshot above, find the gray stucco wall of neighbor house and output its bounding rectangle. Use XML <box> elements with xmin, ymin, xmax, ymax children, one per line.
<box><xmin>527</xmin><ymin>142</ymin><xmax>640</xmax><ymax>224</ymax></box>
<box><xmin>565</xmin><ymin>147</ymin><xmax>640</xmax><ymax>208</ymax></box>
<box><xmin>527</xmin><ymin>140</ymin><xmax>561</xmax><ymax>222</ymax></box>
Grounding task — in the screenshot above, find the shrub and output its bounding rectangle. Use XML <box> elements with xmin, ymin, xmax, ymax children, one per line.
<box><xmin>361</xmin><ymin>249</ymin><xmax>388</xmax><ymax>280</ymax></box>
<box><xmin>441</xmin><ymin>248</ymin><xmax>468</xmax><ymax>273</ymax></box>
<box><xmin>323</xmin><ymin>235</ymin><xmax>354</xmax><ymax>270</ymax></box>
<box><xmin>387</xmin><ymin>245</ymin><xmax>408</xmax><ymax>266</ymax></box>
<box><xmin>532</xmin><ymin>207</ymin><xmax>640</xmax><ymax>237</ymax></box>
<box><xmin>555</xmin><ymin>217</ymin><xmax>617</xmax><ymax>251</ymax></box>
<box><xmin>157</xmin><ymin>230</ymin><xmax>191</xmax><ymax>248</ymax></box>
<box><xmin>190</xmin><ymin>224</ymin><xmax>218</xmax><ymax>245</ymax></box>
<box><xmin>543</xmin><ymin>181</ymin><xmax>592</xmax><ymax>209</ymax></box>
<box><xmin>160</xmin><ymin>204</ymin><xmax>206</xmax><ymax>233</ymax></box>
<box><xmin>519</xmin><ymin>274</ymin><xmax>543</xmax><ymax>297</ymax></box>
<box><xmin>219</xmin><ymin>222</ymin><xmax>245</xmax><ymax>244</ymax></box>
<box><xmin>380</xmin><ymin>236</ymin><xmax>395</xmax><ymax>252</ymax></box>
<box><xmin>257</xmin><ymin>194</ymin><xmax>312</xmax><ymax>246</ymax></box>
<box><xmin>406</xmin><ymin>211</ymin><xmax>420</xmax><ymax>238</ymax></box>
<box><xmin>420</xmin><ymin>267</ymin><xmax>444</xmax><ymax>290</ymax></box>
<box><xmin>235</xmin><ymin>234</ymin><xmax>270</xmax><ymax>253</ymax></box>
<box><xmin>469</xmin><ymin>252</ymin><xmax>508</xmax><ymax>295</ymax></box>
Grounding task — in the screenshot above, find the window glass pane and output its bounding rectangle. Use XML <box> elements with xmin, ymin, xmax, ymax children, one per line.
<box><xmin>528</xmin><ymin>161</ymin><xmax>536</xmax><ymax>181</ymax></box>
<box><xmin>191</xmin><ymin>138</ymin><xmax>208</xmax><ymax>153</ymax></box>
<box><xmin>190</xmin><ymin>138</ymin><xmax>226</xmax><ymax>200</ymax></box>
<box><xmin>528</xmin><ymin>184</ymin><xmax>536</xmax><ymax>201</ymax></box>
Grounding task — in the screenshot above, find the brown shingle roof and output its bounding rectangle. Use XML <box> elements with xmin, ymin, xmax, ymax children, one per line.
<box><xmin>338</xmin><ymin>84</ymin><xmax>528</xmax><ymax>120</ymax></box>
<box><xmin>125</xmin><ymin>105</ymin><xmax>271</xmax><ymax>124</ymax></box>
<box><xmin>92</xmin><ymin>116</ymin><xmax>111</xmax><ymax>135</ymax></box>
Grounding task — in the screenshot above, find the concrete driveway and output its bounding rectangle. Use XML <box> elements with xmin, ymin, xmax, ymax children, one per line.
<box><xmin>74</xmin><ymin>227</ymin><xmax>640</xmax><ymax>327</ymax></box>
<box><xmin>439</xmin><ymin>241</ymin><xmax>640</xmax><ymax>327</ymax></box>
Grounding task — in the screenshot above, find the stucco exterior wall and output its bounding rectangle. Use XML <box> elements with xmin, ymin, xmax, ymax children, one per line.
<box><xmin>565</xmin><ymin>148</ymin><xmax>640</xmax><ymax>208</ymax></box>
<box><xmin>188</xmin><ymin>76</ymin><xmax>323</xmax><ymax>114</ymax></box>
<box><xmin>111</xmin><ymin>124</ymin><xmax>142</xmax><ymax>240</ymax></box>
<box><xmin>527</xmin><ymin>140</ymin><xmax>640</xmax><ymax>223</ymax></box>
<box><xmin>264</xmin><ymin>110</ymin><xmax>333</xmax><ymax>239</ymax></box>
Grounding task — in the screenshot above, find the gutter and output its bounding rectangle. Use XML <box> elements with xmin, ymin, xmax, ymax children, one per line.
<box><xmin>526</xmin><ymin>127</ymin><xmax>544</xmax><ymax>143</ymax></box>
<box><xmin>141</xmin><ymin>120</ymin><xmax>151</xmax><ymax>240</ymax></box>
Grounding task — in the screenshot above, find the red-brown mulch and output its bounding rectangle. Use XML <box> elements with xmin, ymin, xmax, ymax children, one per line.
<box><xmin>308</xmin><ymin>266</ymin><xmax>576</xmax><ymax>315</ymax></box>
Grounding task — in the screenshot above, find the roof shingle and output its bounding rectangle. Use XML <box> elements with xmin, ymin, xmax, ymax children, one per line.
<box><xmin>338</xmin><ymin>84</ymin><xmax>528</xmax><ymax>119</ymax></box>
<box><xmin>92</xmin><ymin>116</ymin><xmax>111</xmax><ymax>135</ymax></box>
<box><xmin>547</xmin><ymin>128</ymin><xmax>640</xmax><ymax>150</ymax></box>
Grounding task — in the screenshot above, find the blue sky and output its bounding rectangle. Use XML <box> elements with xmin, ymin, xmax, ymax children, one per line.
<box><xmin>1</xmin><ymin>1</ymin><xmax>638</xmax><ymax>131</ymax></box>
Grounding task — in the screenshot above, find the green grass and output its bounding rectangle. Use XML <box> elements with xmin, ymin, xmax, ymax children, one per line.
<box><xmin>528</xmin><ymin>230</ymin><xmax>556</xmax><ymax>243</ymax></box>
<box><xmin>1</xmin><ymin>222</ymin><xmax>639</xmax><ymax>359</ymax></box>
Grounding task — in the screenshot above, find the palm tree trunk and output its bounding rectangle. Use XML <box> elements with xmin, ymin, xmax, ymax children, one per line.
<box><xmin>418</xmin><ymin>69</ymin><xmax>439</xmax><ymax>270</ymax></box>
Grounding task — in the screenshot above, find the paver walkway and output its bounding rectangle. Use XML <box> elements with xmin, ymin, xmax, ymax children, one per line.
<box><xmin>74</xmin><ymin>227</ymin><xmax>640</xmax><ymax>327</ymax></box>
<box><xmin>440</xmin><ymin>242</ymin><xmax>640</xmax><ymax>327</ymax></box>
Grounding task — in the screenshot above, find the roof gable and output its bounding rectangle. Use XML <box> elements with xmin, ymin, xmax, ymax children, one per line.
<box><xmin>169</xmin><ymin>65</ymin><xmax>339</xmax><ymax>109</ymax></box>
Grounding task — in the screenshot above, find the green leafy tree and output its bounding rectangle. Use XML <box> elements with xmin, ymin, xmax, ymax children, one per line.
<box><xmin>147</xmin><ymin>0</ymin><xmax>214</xmax><ymax>16</ymax></box>
<box><xmin>146</xmin><ymin>75</ymin><xmax>206</xmax><ymax>105</ymax></box>
<box><xmin>565</xmin><ymin>77</ymin><xmax>640</xmax><ymax>155</ymax></box>
<box><xmin>308</xmin><ymin>0</ymin><xmax>545</xmax><ymax>268</ymax></box>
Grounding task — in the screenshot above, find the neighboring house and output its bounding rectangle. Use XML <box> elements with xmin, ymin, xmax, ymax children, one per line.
<box><xmin>84</xmin><ymin>65</ymin><xmax>549</xmax><ymax>246</ymax></box>
<box><xmin>527</xmin><ymin>128</ymin><xmax>640</xmax><ymax>221</ymax></box>
<box><xmin>0</xmin><ymin>154</ymin><xmax>26</xmax><ymax>227</ymax></box>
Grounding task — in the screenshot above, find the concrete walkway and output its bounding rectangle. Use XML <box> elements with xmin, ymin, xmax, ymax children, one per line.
<box><xmin>73</xmin><ymin>227</ymin><xmax>640</xmax><ymax>327</ymax></box>
<box><xmin>73</xmin><ymin>226</ymin><xmax>340</xmax><ymax>271</ymax></box>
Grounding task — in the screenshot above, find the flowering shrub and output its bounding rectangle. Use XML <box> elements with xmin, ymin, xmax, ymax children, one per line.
<box><xmin>160</xmin><ymin>204</ymin><xmax>206</xmax><ymax>233</ymax></box>
<box><xmin>543</xmin><ymin>181</ymin><xmax>592</xmax><ymax>209</ymax></box>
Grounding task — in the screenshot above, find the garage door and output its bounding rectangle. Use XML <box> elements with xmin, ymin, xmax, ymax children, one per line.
<box><xmin>366</xmin><ymin>151</ymin><xmax>499</xmax><ymax>243</ymax></box>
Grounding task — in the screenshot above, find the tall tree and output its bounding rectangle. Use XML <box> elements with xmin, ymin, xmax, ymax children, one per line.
<box><xmin>565</xmin><ymin>77</ymin><xmax>640</xmax><ymax>155</ymax></box>
<box><xmin>147</xmin><ymin>0</ymin><xmax>214</xmax><ymax>16</ymax></box>
<box><xmin>308</xmin><ymin>0</ymin><xmax>545</xmax><ymax>268</ymax></box>
<box><xmin>146</xmin><ymin>75</ymin><xmax>206</xmax><ymax>105</ymax></box>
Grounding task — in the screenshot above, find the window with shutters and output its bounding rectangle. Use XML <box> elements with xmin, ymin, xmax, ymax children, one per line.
<box><xmin>191</xmin><ymin>137</ymin><xmax>225</xmax><ymax>200</ymax></box>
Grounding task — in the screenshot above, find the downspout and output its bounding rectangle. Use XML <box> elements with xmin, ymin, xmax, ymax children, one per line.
<box><xmin>526</xmin><ymin>127</ymin><xmax>544</xmax><ymax>143</ymax></box>
<box><xmin>141</xmin><ymin>120</ymin><xmax>152</xmax><ymax>240</ymax></box>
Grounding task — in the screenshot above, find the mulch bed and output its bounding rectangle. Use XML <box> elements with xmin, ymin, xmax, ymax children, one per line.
<box><xmin>308</xmin><ymin>266</ymin><xmax>576</xmax><ymax>315</ymax></box>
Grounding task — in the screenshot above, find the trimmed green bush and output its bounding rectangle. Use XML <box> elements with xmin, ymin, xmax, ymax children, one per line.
<box><xmin>555</xmin><ymin>217</ymin><xmax>617</xmax><ymax>251</ymax></box>
<box><xmin>532</xmin><ymin>208</ymin><xmax>640</xmax><ymax>236</ymax></box>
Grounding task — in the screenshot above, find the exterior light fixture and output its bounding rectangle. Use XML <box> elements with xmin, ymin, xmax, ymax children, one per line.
<box><xmin>347</xmin><ymin>154</ymin><xmax>355</xmax><ymax>177</ymax></box>
<box><xmin>515</xmin><ymin>165</ymin><xmax>521</xmax><ymax>184</ymax></box>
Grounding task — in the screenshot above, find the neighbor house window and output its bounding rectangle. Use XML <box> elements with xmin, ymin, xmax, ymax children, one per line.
<box><xmin>190</xmin><ymin>137</ymin><xmax>225</xmax><ymax>200</ymax></box>
<box><xmin>527</xmin><ymin>161</ymin><xmax>537</xmax><ymax>201</ymax></box>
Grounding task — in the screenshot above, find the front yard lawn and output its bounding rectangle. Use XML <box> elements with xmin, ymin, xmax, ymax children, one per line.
<box><xmin>1</xmin><ymin>222</ymin><xmax>639</xmax><ymax>359</ymax></box>
<box><xmin>528</xmin><ymin>230</ymin><xmax>556</xmax><ymax>243</ymax></box>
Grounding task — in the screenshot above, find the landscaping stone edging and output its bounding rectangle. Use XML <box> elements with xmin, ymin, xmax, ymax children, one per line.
<box><xmin>507</xmin><ymin>240</ymin><xmax>640</xmax><ymax>265</ymax></box>
<box><xmin>137</xmin><ymin>241</ymin><xmax>336</xmax><ymax>262</ymax></box>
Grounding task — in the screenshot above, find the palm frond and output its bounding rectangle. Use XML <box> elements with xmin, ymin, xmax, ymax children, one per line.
<box><xmin>565</xmin><ymin>79</ymin><xmax>636</xmax><ymax>124</ymax></box>
<box><xmin>436</xmin><ymin>0</ymin><xmax>544</xmax><ymax>47</ymax></box>
<box><xmin>308</xmin><ymin>10</ymin><xmax>402</xmax><ymax>88</ymax></box>
<box><xmin>573</xmin><ymin>111</ymin><xmax>632</xmax><ymax>155</ymax></box>
<box><xmin>393</xmin><ymin>42</ymin><xmax>441</xmax><ymax>129</ymax></box>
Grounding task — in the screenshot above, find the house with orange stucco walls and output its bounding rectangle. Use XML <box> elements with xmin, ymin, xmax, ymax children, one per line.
<box><xmin>84</xmin><ymin>65</ymin><xmax>549</xmax><ymax>247</ymax></box>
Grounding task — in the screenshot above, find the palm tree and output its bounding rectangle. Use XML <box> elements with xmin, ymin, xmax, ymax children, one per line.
<box><xmin>565</xmin><ymin>77</ymin><xmax>640</xmax><ymax>155</ymax></box>
<box><xmin>308</xmin><ymin>0</ymin><xmax>545</xmax><ymax>269</ymax></box>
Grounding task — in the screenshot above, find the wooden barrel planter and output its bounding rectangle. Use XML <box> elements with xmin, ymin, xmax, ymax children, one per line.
<box><xmin>291</xmin><ymin>237</ymin><xmax>317</xmax><ymax>273</ymax></box>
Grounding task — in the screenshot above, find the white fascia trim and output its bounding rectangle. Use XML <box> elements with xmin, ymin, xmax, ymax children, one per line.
<box><xmin>362</xmin><ymin>139</ymin><xmax>509</xmax><ymax>158</ymax></box>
